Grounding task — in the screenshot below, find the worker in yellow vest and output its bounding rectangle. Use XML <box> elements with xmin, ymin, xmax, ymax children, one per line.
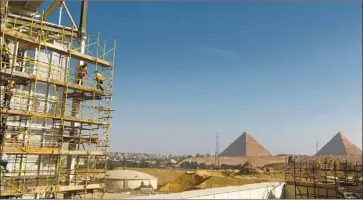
<box><xmin>94</xmin><ymin>71</ymin><xmax>104</xmax><ymax>92</ymax></box>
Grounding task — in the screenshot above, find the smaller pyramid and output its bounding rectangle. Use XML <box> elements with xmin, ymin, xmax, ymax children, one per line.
<box><xmin>316</xmin><ymin>132</ymin><xmax>362</xmax><ymax>156</ymax></box>
<box><xmin>219</xmin><ymin>132</ymin><xmax>271</xmax><ymax>157</ymax></box>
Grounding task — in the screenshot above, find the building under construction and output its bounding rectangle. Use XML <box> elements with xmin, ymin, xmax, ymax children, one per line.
<box><xmin>0</xmin><ymin>0</ymin><xmax>115</xmax><ymax>199</ymax></box>
<box><xmin>285</xmin><ymin>156</ymin><xmax>363</xmax><ymax>199</ymax></box>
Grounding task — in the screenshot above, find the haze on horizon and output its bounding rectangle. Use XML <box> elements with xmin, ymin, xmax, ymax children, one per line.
<box><xmin>54</xmin><ymin>2</ymin><xmax>362</xmax><ymax>155</ymax></box>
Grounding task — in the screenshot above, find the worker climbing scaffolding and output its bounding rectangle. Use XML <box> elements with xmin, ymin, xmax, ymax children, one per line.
<box><xmin>0</xmin><ymin>116</ymin><xmax>9</xmax><ymax>176</ymax></box>
<box><xmin>1</xmin><ymin>38</ymin><xmax>11</xmax><ymax>68</ymax></box>
<box><xmin>2</xmin><ymin>79</ymin><xmax>15</xmax><ymax>109</ymax></box>
<box><xmin>94</xmin><ymin>71</ymin><xmax>104</xmax><ymax>92</ymax></box>
<box><xmin>17</xmin><ymin>48</ymin><xmax>25</xmax><ymax>66</ymax></box>
<box><xmin>0</xmin><ymin>160</ymin><xmax>9</xmax><ymax>173</ymax></box>
<box><xmin>0</xmin><ymin>116</ymin><xmax>7</xmax><ymax>144</ymax></box>
<box><xmin>0</xmin><ymin>1</ymin><xmax>116</xmax><ymax>197</ymax></box>
<box><xmin>77</xmin><ymin>63</ymin><xmax>88</xmax><ymax>85</ymax></box>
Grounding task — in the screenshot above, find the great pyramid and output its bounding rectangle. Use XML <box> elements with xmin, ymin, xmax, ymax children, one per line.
<box><xmin>219</xmin><ymin>132</ymin><xmax>271</xmax><ymax>157</ymax></box>
<box><xmin>316</xmin><ymin>132</ymin><xmax>362</xmax><ymax>156</ymax></box>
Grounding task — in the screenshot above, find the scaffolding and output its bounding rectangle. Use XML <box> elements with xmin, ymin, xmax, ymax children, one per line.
<box><xmin>285</xmin><ymin>156</ymin><xmax>363</xmax><ymax>199</ymax></box>
<box><xmin>1</xmin><ymin>1</ymin><xmax>115</xmax><ymax>199</ymax></box>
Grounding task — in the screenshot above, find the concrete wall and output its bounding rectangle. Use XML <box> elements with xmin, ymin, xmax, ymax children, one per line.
<box><xmin>130</xmin><ymin>182</ymin><xmax>285</xmax><ymax>199</ymax></box>
<box><xmin>185</xmin><ymin>183</ymin><xmax>284</xmax><ymax>199</ymax></box>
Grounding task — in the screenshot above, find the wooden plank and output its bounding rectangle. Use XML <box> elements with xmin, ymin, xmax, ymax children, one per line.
<box><xmin>0</xmin><ymin>184</ymin><xmax>103</xmax><ymax>196</ymax></box>
<box><xmin>6</xmin><ymin>15</ymin><xmax>78</xmax><ymax>38</ymax></box>
<box><xmin>67</xmin><ymin>92</ymin><xmax>102</xmax><ymax>101</ymax></box>
<box><xmin>3</xmin><ymin>27</ymin><xmax>114</xmax><ymax>68</ymax></box>
<box><xmin>57</xmin><ymin>183</ymin><xmax>103</xmax><ymax>192</ymax></box>
<box><xmin>0</xmin><ymin>108</ymin><xmax>109</xmax><ymax>125</ymax></box>
<box><xmin>61</xmin><ymin>137</ymin><xmax>99</xmax><ymax>144</ymax></box>
<box><xmin>286</xmin><ymin>181</ymin><xmax>336</xmax><ymax>189</ymax></box>
<box><xmin>42</xmin><ymin>1</ymin><xmax>62</xmax><ymax>20</ymax></box>
<box><xmin>1</xmin><ymin>146</ymin><xmax>106</xmax><ymax>156</ymax></box>
<box><xmin>0</xmin><ymin>68</ymin><xmax>106</xmax><ymax>95</ymax></box>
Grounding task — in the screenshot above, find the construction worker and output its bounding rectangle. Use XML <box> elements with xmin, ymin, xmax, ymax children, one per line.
<box><xmin>0</xmin><ymin>159</ymin><xmax>9</xmax><ymax>173</ymax></box>
<box><xmin>0</xmin><ymin>116</ymin><xmax>7</xmax><ymax>145</ymax></box>
<box><xmin>94</xmin><ymin>71</ymin><xmax>104</xmax><ymax>92</ymax></box>
<box><xmin>0</xmin><ymin>116</ymin><xmax>6</xmax><ymax>132</ymax></box>
<box><xmin>1</xmin><ymin>38</ymin><xmax>11</xmax><ymax>68</ymax></box>
<box><xmin>3</xmin><ymin>79</ymin><xmax>15</xmax><ymax>109</ymax></box>
<box><xmin>17</xmin><ymin>48</ymin><xmax>24</xmax><ymax>66</ymax></box>
<box><xmin>77</xmin><ymin>63</ymin><xmax>88</xmax><ymax>85</ymax></box>
<box><xmin>288</xmin><ymin>155</ymin><xmax>296</xmax><ymax>165</ymax></box>
<box><xmin>0</xmin><ymin>115</ymin><xmax>9</xmax><ymax>174</ymax></box>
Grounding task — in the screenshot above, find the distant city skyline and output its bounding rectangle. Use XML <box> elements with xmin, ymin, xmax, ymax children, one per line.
<box><xmin>47</xmin><ymin>1</ymin><xmax>362</xmax><ymax>155</ymax></box>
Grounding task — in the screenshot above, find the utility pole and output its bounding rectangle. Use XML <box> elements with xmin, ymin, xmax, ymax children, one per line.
<box><xmin>316</xmin><ymin>141</ymin><xmax>319</xmax><ymax>154</ymax></box>
<box><xmin>215</xmin><ymin>132</ymin><xmax>220</xmax><ymax>167</ymax></box>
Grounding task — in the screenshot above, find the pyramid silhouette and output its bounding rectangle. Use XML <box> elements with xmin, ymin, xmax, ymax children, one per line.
<box><xmin>316</xmin><ymin>132</ymin><xmax>362</xmax><ymax>156</ymax></box>
<box><xmin>219</xmin><ymin>132</ymin><xmax>271</xmax><ymax>157</ymax></box>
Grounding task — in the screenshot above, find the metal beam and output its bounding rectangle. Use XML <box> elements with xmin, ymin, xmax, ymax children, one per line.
<box><xmin>1</xmin><ymin>0</ymin><xmax>9</xmax><ymax>16</ymax></box>
<box><xmin>62</xmin><ymin>1</ymin><xmax>77</xmax><ymax>29</ymax></box>
<box><xmin>79</xmin><ymin>0</ymin><xmax>88</xmax><ymax>36</ymax></box>
<box><xmin>3</xmin><ymin>27</ymin><xmax>113</xmax><ymax>67</ymax></box>
<box><xmin>0</xmin><ymin>68</ymin><xmax>105</xmax><ymax>94</ymax></box>
<box><xmin>0</xmin><ymin>184</ymin><xmax>103</xmax><ymax>196</ymax></box>
<box><xmin>7</xmin><ymin>14</ymin><xmax>78</xmax><ymax>37</ymax></box>
<box><xmin>1</xmin><ymin>146</ymin><xmax>107</xmax><ymax>155</ymax></box>
<box><xmin>42</xmin><ymin>1</ymin><xmax>63</xmax><ymax>21</ymax></box>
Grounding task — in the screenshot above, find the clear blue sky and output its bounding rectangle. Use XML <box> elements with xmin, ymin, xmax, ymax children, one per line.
<box><xmin>43</xmin><ymin>2</ymin><xmax>362</xmax><ymax>155</ymax></box>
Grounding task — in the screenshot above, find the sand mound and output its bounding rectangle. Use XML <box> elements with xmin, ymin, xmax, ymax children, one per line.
<box><xmin>239</xmin><ymin>161</ymin><xmax>264</xmax><ymax>174</ymax></box>
<box><xmin>195</xmin><ymin>169</ymin><xmax>238</xmax><ymax>178</ymax></box>
<box><xmin>262</xmin><ymin>163</ymin><xmax>286</xmax><ymax>172</ymax></box>
<box><xmin>159</xmin><ymin>173</ymin><xmax>206</xmax><ymax>193</ymax></box>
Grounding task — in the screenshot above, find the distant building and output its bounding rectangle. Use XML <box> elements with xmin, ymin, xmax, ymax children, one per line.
<box><xmin>219</xmin><ymin>132</ymin><xmax>271</xmax><ymax>157</ymax></box>
<box><xmin>316</xmin><ymin>132</ymin><xmax>362</xmax><ymax>156</ymax></box>
<box><xmin>105</xmin><ymin>170</ymin><xmax>158</xmax><ymax>192</ymax></box>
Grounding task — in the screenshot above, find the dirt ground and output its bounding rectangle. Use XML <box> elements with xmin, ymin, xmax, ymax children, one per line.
<box><xmin>79</xmin><ymin>166</ymin><xmax>287</xmax><ymax>198</ymax></box>
<box><xmin>131</xmin><ymin>167</ymin><xmax>286</xmax><ymax>193</ymax></box>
